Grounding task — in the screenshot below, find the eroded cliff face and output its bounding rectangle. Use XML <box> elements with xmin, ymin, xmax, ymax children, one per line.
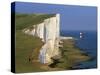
<box><xmin>23</xmin><ymin>14</ymin><xmax>60</xmax><ymax>64</ymax></box>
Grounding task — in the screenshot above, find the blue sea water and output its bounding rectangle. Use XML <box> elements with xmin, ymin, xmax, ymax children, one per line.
<box><xmin>60</xmin><ymin>30</ymin><xmax>97</xmax><ymax>69</ymax></box>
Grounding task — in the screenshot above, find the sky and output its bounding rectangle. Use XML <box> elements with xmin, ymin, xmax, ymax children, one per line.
<box><xmin>12</xmin><ymin>2</ymin><xmax>97</xmax><ymax>31</ymax></box>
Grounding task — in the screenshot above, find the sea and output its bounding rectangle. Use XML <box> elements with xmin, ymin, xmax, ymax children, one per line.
<box><xmin>60</xmin><ymin>30</ymin><xmax>97</xmax><ymax>69</ymax></box>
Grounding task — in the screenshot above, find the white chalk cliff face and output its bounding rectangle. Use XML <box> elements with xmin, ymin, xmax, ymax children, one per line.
<box><xmin>23</xmin><ymin>14</ymin><xmax>60</xmax><ymax>64</ymax></box>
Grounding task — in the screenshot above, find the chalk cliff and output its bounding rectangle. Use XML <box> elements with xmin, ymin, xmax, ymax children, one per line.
<box><xmin>23</xmin><ymin>14</ymin><xmax>60</xmax><ymax>64</ymax></box>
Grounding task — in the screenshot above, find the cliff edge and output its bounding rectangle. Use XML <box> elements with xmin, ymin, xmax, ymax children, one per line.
<box><xmin>23</xmin><ymin>14</ymin><xmax>61</xmax><ymax>64</ymax></box>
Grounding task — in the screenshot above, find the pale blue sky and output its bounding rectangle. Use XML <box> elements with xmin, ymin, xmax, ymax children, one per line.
<box><xmin>12</xmin><ymin>2</ymin><xmax>97</xmax><ymax>31</ymax></box>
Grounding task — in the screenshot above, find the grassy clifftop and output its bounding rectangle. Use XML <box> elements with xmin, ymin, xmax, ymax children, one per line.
<box><xmin>15</xmin><ymin>14</ymin><xmax>55</xmax><ymax>30</ymax></box>
<box><xmin>15</xmin><ymin>13</ymin><xmax>56</xmax><ymax>73</ymax></box>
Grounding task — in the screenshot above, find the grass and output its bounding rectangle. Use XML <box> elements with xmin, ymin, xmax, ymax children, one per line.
<box><xmin>15</xmin><ymin>14</ymin><xmax>55</xmax><ymax>30</ymax></box>
<box><xmin>15</xmin><ymin>30</ymin><xmax>45</xmax><ymax>73</ymax></box>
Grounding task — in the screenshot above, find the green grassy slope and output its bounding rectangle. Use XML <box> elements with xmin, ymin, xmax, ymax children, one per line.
<box><xmin>16</xmin><ymin>30</ymin><xmax>44</xmax><ymax>73</ymax></box>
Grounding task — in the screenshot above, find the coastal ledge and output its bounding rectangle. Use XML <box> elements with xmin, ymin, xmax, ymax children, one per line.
<box><xmin>30</xmin><ymin>39</ymin><xmax>90</xmax><ymax>71</ymax></box>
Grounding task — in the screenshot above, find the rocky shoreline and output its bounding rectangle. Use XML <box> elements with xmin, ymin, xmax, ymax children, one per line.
<box><xmin>46</xmin><ymin>39</ymin><xmax>90</xmax><ymax>70</ymax></box>
<box><xmin>31</xmin><ymin>39</ymin><xmax>90</xmax><ymax>71</ymax></box>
